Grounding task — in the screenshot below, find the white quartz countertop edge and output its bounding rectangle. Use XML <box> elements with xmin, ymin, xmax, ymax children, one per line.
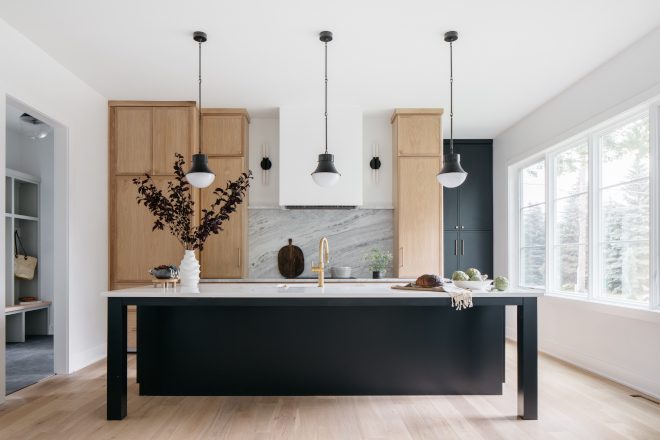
<box><xmin>102</xmin><ymin>283</ymin><xmax>543</xmax><ymax>298</ymax></box>
<box><xmin>199</xmin><ymin>278</ymin><xmax>414</xmax><ymax>283</ymax></box>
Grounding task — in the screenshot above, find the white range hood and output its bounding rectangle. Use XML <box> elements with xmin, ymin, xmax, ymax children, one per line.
<box><xmin>279</xmin><ymin>106</ymin><xmax>363</xmax><ymax>208</ymax></box>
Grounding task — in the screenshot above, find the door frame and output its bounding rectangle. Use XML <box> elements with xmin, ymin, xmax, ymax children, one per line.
<box><xmin>1</xmin><ymin>94</ymin><xmax>70</xmax><ymax>400</ymax></box>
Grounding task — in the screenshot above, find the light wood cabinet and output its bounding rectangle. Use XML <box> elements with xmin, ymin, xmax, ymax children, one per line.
<box><xmin>113</xmin><ymin>176</ymin><xmax>193</xmax><ymax>282</ymax></box>
<box><xmin>153</xmin><ymin>107</ymin><xmax>194</xmax><ymax>174</ymax></box>
<box><xmin>200</xmin><ymin>157</ymin><xmax>249</xmax><ymax>278</ymax></box>
<box><xmin>392</xmin><ymin>109</ymin><xmax>444</xmax><ymax>278</ymax></box>
<box><xmin>109</xmin><ymin>101</ymin><xmax>196</xmax><ymax>289</ymax></box>
<box><xmin>114</xmin><ymin>107</ymin><xmax>153</xmax><ymax>174</ymax></box>
<box><xmin>395</xmin><ymin>157</ymin><xmax>442</xmax><ymax>277</ymax></box>
<box><xmin>109</xmin><ymin>103</ymin><xmax>250</xmax><ymax>288</ymax></box>
<box><xmin>392</xmin><ymin>109</ymin><xmax>443</xmax><ymax>156</ymax></box>
<box><xmin>201</xmin><ymin>109</ymin><xmax>250</xmax><ymax>156</ymax></box>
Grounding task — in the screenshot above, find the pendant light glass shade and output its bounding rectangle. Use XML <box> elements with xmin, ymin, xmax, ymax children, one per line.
<box><xmin>186</xmin><ymin>153</ymin><xmax>215</xmax><ymax>188</ymax></box>
<box><xmin>311</xmin><ymin>153</ymin><xmax>341</xmax><ymax>187</ymax></box>
<box><xmin>19</xmin><ymin>113</ymin><xmax>50</xmax><ymax>139</ymax></box>
<box><xmin>437</xmin><ymin>153</ymin><xmax>467</xmax><ymax>188</ymax></box>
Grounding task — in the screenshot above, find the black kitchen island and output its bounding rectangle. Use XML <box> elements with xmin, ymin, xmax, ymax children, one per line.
<box><xmin>103</xmin><ymin>283</ymin><xmax>541</xmax><ymax>420</ymax></box>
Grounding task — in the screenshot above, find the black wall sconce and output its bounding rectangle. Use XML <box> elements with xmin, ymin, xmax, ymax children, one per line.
<box><xmin>260</xmin><ymin>143</ymin><xmax>272</xmax><ymax>184</ymax></box>
<box><xmin>370</xmin><ymin>143</ymin><xmax>381</xmax><ymax>184</ymax></box>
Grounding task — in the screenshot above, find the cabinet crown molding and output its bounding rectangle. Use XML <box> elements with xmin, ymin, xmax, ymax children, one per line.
<box><xmin>109</xmin><ymin>101</ymin><xmax>197</xmax><ymax>107</ymax></box>
<box><xmin>391</xmin><ymin>108</ymin><xmax>444</xmax><ymax>124</ymax></box>
<box><xmin>202</xmin><ymin>108</ymin><xmax>251</xmax><ymax>124</ymax></box>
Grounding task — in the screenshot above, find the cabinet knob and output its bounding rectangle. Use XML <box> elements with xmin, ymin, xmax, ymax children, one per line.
<box><xmin>455</xmin><ymin>226</ymin><xmax>458</xmax><ymax>229</ymax></box>
<box><xmin>461</xmin><ymin>226</ymin><xmax>464</xmax><ymax>229</ymax></box>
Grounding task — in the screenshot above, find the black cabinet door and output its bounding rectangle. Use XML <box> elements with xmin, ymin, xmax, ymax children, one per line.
<box><xmin>457</xmin><ymin>143</ymin><xmax>492</xmax><ymax>230</ymax></box>
<box><xmin>442</xmin><ymin>144</ymin><xmax>460</xmax><ymax>230</ymax></box>
<box><xmin>458</xmin><ymin>231</ymin><xmax>493</xmax><ymax>276</ymax></box>
<box><xmin>443</xmin><ymin>231</ymin><xmax>460</xmax><ymax>277</ymax></box>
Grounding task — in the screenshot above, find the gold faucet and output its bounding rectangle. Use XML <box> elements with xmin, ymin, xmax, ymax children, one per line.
<box><xmin>311</xmin><ymin>237</ymin><xmax>330</xmax><ymax>287</ymax></box>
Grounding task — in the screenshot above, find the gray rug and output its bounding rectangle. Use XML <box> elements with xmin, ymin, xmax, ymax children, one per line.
<box><xmin>6</xmin><ymin>335</ymin><xmax>54</xmax><ymax>394</ymax></box>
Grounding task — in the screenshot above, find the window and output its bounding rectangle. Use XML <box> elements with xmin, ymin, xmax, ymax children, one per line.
<box><xmin>520</xmin><ymin>161</ymin><xmax>545</xmax><ymax>289</ymax></box>
<box><xmin>514</xmin><ymin>101</ymin><xmax>659</xmax><ymax>311</ymax></box>
<box><xmin>598</xmin><ymin>116</ymin><xmax>650</xmax><ymax>304</ymax></box>
<box><xmin>553</xmin><ymin>142</ymin><xmax>589</xmax><ymax>295</ymax></box>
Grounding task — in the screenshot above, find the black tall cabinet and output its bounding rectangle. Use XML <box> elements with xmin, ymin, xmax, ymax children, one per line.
<box><xmin>443</xmin><ymin>140</ymin><xmax>493</xmax><ymax>277</ymax></box>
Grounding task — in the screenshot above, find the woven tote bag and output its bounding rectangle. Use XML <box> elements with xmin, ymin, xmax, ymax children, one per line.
<box><xmin>14</xmin><ymin>231</ymin><xmax>37</xmax><ymax>281</ymax></box>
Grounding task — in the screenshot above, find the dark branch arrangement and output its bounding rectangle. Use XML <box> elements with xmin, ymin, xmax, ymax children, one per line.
<box><xmin>133</xmin><ymin>153</ymin><xmax>252</xmax><ymax>251</ymax></box>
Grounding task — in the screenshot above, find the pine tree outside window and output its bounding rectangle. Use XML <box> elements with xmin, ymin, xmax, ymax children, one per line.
<box><xmin>513</xmin><ymin>100</ymin><xmax>659</xmax><ymax>311</ymax></box>
<box><xmin>598</xmin><ymin>116</ymin><xmax>650</xmax><ymax>304</ymax></box>
<box><xmin>520</xmin><ymin>161</ymin><xmax>546</xmax><ymax>289</ymax></box>
<box><xmin>553</xmin><ymin>142</ymin><xmax>589</xmax><ymax>295</ymax></box>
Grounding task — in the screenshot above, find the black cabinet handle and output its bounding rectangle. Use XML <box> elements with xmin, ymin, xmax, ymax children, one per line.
<box><xmin>462</xmin><ymin>240</ymin><xmax>464</xmax><ymax>255</ymax></box>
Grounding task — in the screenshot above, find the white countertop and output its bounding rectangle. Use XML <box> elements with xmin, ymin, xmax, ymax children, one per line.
<box><xmin>199</xmin><ymin>278</ymin><xmax>414</xmax><ymax>283</ymax></box>
<box><xmin>102</xmin><ymin>283</ymin><xmax>543</xmax><ymax>298</ymax></box>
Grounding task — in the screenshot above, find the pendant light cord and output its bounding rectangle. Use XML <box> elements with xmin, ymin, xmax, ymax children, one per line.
<box><xmin>449</xmin><ymin>41</ymin><xmax>453</xmax><ymax>155</ymax></box>
<box><xmin>324</xmin><ymin>41</ymin><xmax>328</xmax><ymax>155</ymax></box>
<box><xmin>198</xmin><ymin>41</ymin><xmax>202</xmax><ymax>155</ymax></box>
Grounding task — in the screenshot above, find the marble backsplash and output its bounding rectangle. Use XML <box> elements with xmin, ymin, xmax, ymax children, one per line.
<box><xmin>249</xmin><ymin>209</ymin><xmax>393</xmax><ymax>278</ymax></box>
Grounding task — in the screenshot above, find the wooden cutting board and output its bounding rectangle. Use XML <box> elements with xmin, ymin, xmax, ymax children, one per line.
<box><xmin>278</xmin><ymin>239</ymin><xmax>304</xmax><ymax>278</ymax></box>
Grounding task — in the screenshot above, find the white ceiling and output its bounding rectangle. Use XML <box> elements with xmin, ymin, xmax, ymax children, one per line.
<box><xmin>2</xmin><ymin>0</ymin><xmax>660</xmax><ymax>138</ymax></box>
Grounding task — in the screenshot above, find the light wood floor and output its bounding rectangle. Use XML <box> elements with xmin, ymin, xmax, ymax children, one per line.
<box><xmin>0</xmin><ymin>340</ymin><xmax>658</xmax><ymax>440</ymax></box>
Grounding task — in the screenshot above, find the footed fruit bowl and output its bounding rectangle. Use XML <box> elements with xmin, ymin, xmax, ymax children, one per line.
<box><xmin>452</xmin><ymin>279</ymin><xmax>493</xmax><ymax>290</ymax></box>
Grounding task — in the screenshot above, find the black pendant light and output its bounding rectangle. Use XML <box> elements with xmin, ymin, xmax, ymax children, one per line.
<box><xmin>437</xmin><ymin>31</ymin><xmax>467</xmax><ymax>188</ymax></box>
<box><xmin>186</xmin><ymin>31</ymin><xmax>215</xmax><ymax>189</ymax></box>
<box><xmin>311</xmin><ymin>31</ymin><xmax>341</xmax><ymax>188</ymax></box>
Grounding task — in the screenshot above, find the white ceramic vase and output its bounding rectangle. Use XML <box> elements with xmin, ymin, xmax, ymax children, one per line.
<box><xmin>179</xmin><ymin>250</ymin><xmax>200</xmax><ymax>287</ymax></box>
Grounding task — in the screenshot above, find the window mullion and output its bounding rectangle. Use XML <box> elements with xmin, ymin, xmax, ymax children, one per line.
<box><xmin>546</xmin><ymin>152</ymin><xmax>553</xmax><ymax>293</ymax></box>
<box><xmin>649</xmin><ymin>100</ymin><xmax>660</xmax><ymax>310</ymax></box>
<box><xmin>588</xmin><ymin>132</ymin><xmax>597</xmax><ymax>302</ymax></box>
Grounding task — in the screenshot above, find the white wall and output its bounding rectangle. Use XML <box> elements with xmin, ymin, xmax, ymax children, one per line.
<box><xmin>0</xmin><ymin>16</ymin><xmax>109</xmax><ymax>398</ymax></box>
<box><xmin>248</xmin><ymin>119</ymin><xmax>279</xmax><ymax>206</ymax></box>
<box><xmin>494</xmin><ymin>26</ymin><xmax>660</xmax><ymax>398</ymax></box>
<box><xmin>362</xmin><ymin>115</ymin><xmax>393</xmax><ymax>207</ymax></box>
<box><xmin>6</xmin><ymin>104</ymin><xmax>55</xmax><ymax>330</ymax></box>
<box><xmin>248</xmin><ymin>113</ymin><xmax>393</xmax><ymax>207</ymax></box>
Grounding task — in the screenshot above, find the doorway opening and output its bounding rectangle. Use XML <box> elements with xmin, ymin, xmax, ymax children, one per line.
<box><xmin>4</xmin><ymin>98</ymin><xmax>66</xmax><ymax>394</ymax></box>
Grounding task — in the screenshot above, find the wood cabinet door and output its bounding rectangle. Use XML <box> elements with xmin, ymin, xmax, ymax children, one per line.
<box><xmin>397</xmin><ymin>116</ymin><xmax>442</xmax><ymax>156</ymax></box>
<box><xmin>114</xmin><ymin>107</ymin><xmax>152</xmax><ymax>174</ymax></box>
<box><xmin>200</xmin><ymin>157</ymin><xmax>245</xmax><ymax>278</ymax></box>
<box><xmin>397</xmin><ymin>157</ymin><xmax>442</xmax><ymax>278</ymax></box>
<box><xmin>457</xmin><ymin>143</ymin><xmax>493</xmax><ymax>230</ymax></box>
<box><xmin>153</xmin><ymin>107</ymin><xmax>192</xmax><ymax>174</ymax></box>
<box><xmin>202</xmin><ymin>115</ymin><xmax>244</xmax><ymax>156</ymax></box>
<box><xmin>114</xmin><ymin>176</ymin><xmax>186</xmax><ymax>282</ymax></box>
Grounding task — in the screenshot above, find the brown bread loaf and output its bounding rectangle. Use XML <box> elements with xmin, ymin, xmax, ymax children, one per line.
<box><xmin>415</xmin><ymin>274</ymin><xmax>444</xmax><ymax>288</ymax></box>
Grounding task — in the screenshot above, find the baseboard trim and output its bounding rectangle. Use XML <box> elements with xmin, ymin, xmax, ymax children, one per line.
<box><xmin>69</xmin><ymin>343</ymin><xmax>107</xmax><ymax>373</ymax></box>
<box><xmin>505</xmin><ymin>329</ymin><xmax>660</xmax><ymax>400</ymax></box>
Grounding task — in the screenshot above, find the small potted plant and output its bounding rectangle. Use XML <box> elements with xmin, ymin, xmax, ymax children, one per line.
<box><xmin>361</xmin><ymin>248</ymin><xmax>393</xmax><ymax>279</ymax></box>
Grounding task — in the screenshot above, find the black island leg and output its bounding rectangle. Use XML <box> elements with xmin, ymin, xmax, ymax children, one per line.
<box><xmin>107</xmin><ymin>297</ymin><xmax>127</xmax><ymax>420</ymax></box>
<box><xmin>517</xmin><ymin>297</ymin><xmax>538</xmax><ymax>420</ymax></box>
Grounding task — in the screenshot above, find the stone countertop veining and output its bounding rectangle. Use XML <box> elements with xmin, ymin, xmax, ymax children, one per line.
<box><xmin>101</xmin><ymin>283</ymin><xmax>544</xmax><ymax>299</ymax></box>
<box><xmin>199</xmin><ymin>278</ymin><xmax>414</xmax><ymax>283</ymax></box>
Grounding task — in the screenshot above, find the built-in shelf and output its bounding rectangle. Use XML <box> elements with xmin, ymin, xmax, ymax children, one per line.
<box><xmin>5</xmin><ymin>213</ymin><xmax>39</xmax><ymax>221</ymax></box>
<box><xmin>5</xmin><ymin>168</ymin><xmax>46</xmax><ymax>343</ymax></box>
